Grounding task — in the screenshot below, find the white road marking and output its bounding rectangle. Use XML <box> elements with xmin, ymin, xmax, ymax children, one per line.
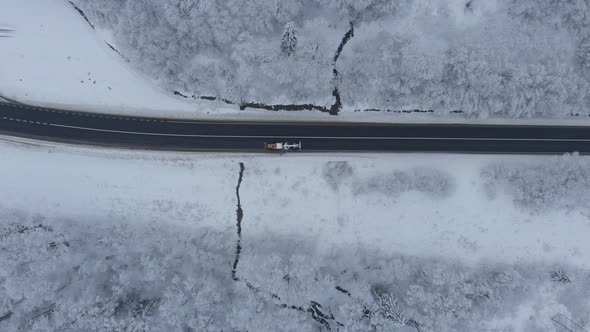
<box><xmin>44</xmin><ymin>123</ymin><xmax>590</xmax><ymax>141</ymax></box>
<box><xmin>1</xmin><ymin>116</ymin><xmax>48</xmax><ymax>125</ymax></box>
<box><xmin>2</xmin><ymin>103</ymin><xmax>170</xmax><ymax>123</ymax></box>
<box><xmin>1</xmin><ymin>105</ymin><xmax>590</xmax><ymax>142</ymax></box>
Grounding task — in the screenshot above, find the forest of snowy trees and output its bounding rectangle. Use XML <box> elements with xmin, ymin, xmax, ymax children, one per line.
<box><xmin>2</xmin><ymin>207</ymin><xmax>589</xmax><ymax>331</ymax></box>
<box><xmin>3</xmin><ymin>154</ymin><xmax>590</xmax><ymax>331</ymax></box>
<box><xmin>482</xmin><ymin>153</ymin><xmax>590</xmax><ymax>212</ymax></box>
<box><xmin>70</xmin><ymin>0</ymin><xmax>590</xmax><ymax>118</ymax></box>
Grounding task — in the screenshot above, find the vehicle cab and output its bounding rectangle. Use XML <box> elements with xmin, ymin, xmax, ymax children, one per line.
<box><xmin>264</xmin><ymin>141</ymin><xmax>301</xmax><ymax>153</ymax></box>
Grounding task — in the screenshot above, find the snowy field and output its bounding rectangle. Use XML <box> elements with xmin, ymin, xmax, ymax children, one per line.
<box><xmin>1</xmin><ymin>136</ymin><xmax>590</xmax><ymax>331</ymax></box>
<box><xmin>0</xmin><ymin>0</ymin><xmax>201</xmax><ymax>117</ymax></box>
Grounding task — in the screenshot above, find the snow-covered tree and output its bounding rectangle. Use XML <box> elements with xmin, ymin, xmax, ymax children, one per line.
<box><xmin>280</xmin><ymin>21</ymin><xmax>297</xmax><ymax>56</ymax></box>
<box><xmin>577</xmin><ymin>37</ymin><xmax>590</xmax><ymax>73</ymax></box>
<box><xmin>482</xmin><ymin>153</ymin><xmax>590</xmax><ymax>212</ymax></box>
<box><xmin>72</xmin><ymin>0</ymin><xmax>590</xmax><ymax>116</ymax></box>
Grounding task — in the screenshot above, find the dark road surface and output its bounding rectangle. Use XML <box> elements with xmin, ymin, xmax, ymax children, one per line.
<box><xmin>1</xmin><ymin>101</ymin><xmax>590</xmax><ymax>153</ymax></box>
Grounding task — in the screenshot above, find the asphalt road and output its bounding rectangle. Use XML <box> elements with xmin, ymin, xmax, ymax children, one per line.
<box><xmin>1</xmin><ymin>101</ymin><xmax>590</xmax><ymax>153</ymax></box>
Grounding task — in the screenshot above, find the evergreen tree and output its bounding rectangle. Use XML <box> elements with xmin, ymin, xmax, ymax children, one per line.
<box><xmin>280</xmin><ymin>21</ymin><xmax>297</xmax><ymax>56</ymax></box>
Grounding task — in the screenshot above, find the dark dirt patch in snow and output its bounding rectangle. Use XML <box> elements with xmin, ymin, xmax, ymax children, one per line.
<box><xmin>335</xmin><ymin>285</ymin><xmax>351</xmax><ymax>296</ymax></box>
<box><xmin>239</xmin><ymin>101</ymin><xmax>333</xmax><ymax>114</ymax></box>
<box><xmin>0</xmin><ymin>311</ymin><xmax>12</xmax><ymax>323</ymax></box>
<box><xmin>231</xmin><ymin>162</ymin><xmax>245</xmax><ymax>281</ymax></box>
<box><xmin>173</xmin><ymin>90</ymin><xmax>234</xmax><ymax>105</ymax></box>
<box><xmin>105</xmin><ymin>42</ymin><xmax>129</xmax><ymax>62</ymax></box>
<box><xmin>68</xmin><ymin>1</ymin><xmax>95</xmax><ymax>30</ymax></box>
<box><xmin>332</xmin><ymin>22</ymin><xmax>354</xmax><ymax>65</ymax></box>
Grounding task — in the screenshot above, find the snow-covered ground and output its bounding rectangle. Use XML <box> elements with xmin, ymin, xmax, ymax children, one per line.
<box><xmin>1</xmin><ymin>136</ymin><xmax>589</xmax><ymax>331</ymax></box>
<box><xmin>0</xmin><ymin>0</ymin><xmax>203</xmax><ymax>117</ymax></box>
